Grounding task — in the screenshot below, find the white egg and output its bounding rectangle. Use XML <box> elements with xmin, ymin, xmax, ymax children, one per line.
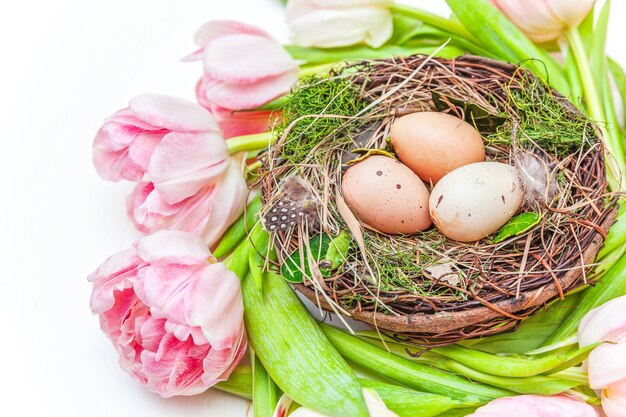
<box><xmin>429</xmin><ymin>162</ymin><xmax>523</xmax><ymax>242</ymax></box>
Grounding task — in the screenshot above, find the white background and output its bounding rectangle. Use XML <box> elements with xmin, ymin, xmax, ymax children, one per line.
<box><xmin>1</xmin><ymin>1</ymin><xmax>624</xmax><ymax>416</ymax></box>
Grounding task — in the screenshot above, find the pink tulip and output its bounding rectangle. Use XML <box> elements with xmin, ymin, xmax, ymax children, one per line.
<box><xmin>88</xmin><ymin>230</ymin><xmax>247</xmax><ymax>398</ymax></box>
<box><xmin>491</xmin><ymin>0</ymin><xmax>596</xmax><ymax>43</ymax></box>
<box><xmin>93</xmin><ymin>94</ymin><xmax>230</xmax><ymax>205</ymax></box>
<box><xmin>466</xmin><ymin>395</ymin><xmax>599</xmax><ymax>417</ymax></box>
<box><xmin>127</xmin><ymin>162</ymin><xmax>247</xmax><ymax>248</ymax></box>
<box><xmin>578</xmin><ymin>296</ymin><xmax>626</xmax><ymax>347</ymax></box>
<box><xmin>286</xmin><ymin>0</ymin><xmax>393</xmax><ymax>48</ymax></box>
<box><xmin>186</xmin><ymin>20</ymin><xmax>298</xmax><ymax>137</ymax></box>
<box><xmin>578</xmin><ymin>296</ymin><xmax>626</xmax><ymax>416</ymax></box>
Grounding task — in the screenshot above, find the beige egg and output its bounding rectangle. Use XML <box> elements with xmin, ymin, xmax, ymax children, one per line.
<box><xmin>390</xmin><ymin>112</ymin><xmax>485</xmax><ymax>184</ymax></box>
<box><xmin>342</xmin><ymin>155</ymin><xmax>431</xmax><ymax>234</ymax></box>
<box><xmin>429</xmin><ymin>162</ymin><xmax>523</xmax><ymax>242</ymax></box>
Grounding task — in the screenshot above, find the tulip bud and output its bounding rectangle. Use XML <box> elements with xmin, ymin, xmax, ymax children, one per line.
<box><xmin>286</xmin><ymin>0</ymin><xmax>394</xmax><ymax>48</ymax></box>
<box><xmin>491</xmin><ymin>0</ymin><xmax>596</xmax><ymax>43</ymax></box>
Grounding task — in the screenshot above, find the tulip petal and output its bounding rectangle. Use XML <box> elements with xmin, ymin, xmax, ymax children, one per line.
<box><xmin>288</xmin><ymin>6</ymin><xmax>393</xmax><ymax>48</ymax></box>
<box><xmin>202</xmin><ymin>34</ymin><xmax>298</xmax><ymax>83</ymax></box>
<box><xmin>311</xmin><ymin>0</ymin><xmax>393</xmax><ymax>6</ymax></box>
<box><xmin>202</xmin><ymin>326</ymin><xmax>247</xmax><ymax>386</ymax></box>
<box><xmin>193</xmin><ymin>19</ymin><xmax>270</xmax><ymax>48</ymax></box>
<box><xmin>466</xmin><ymin>395</ymin><xmax>599</xmax><ymax>417</ymax></box>
<box><xmin>578</xmin><ymin>295</ymin><xmax>626</xmax><ymax>347</ymax></box>
<box><xmin>197</xmin><ymin>163</ymin><xmax>248</xmax><ymax>247</ymax></box>
<box><xmin>200</xmin><ymin>69</ymin><xmax>298</xmax><ymax>111</ymax></box>
<box><xmin>129</xmin><ymin>94</ymin><xmax>219</xmax><ymax>133</ymax></box>
<box><xmin>148</xmin><ymin>131</ymin><xmax>229</xmax><ymax>204</ymax></box>
<box><xmin>88</xmin><ymin>247</ymin><xmax>142</xmax><ymax>313</ymax></box>
<box><xmin>588</xmin><ymin>342</ymin><xmax>626</xmax><ymax>389</ymax></box>
<box><xmin>545</xmin><ymin>0</ymin><xmax>595</xmax><ymax>31</ymax></box>
<box><xmin>93</xmin><ymin>130</ymin><xmax>144</xmax><ymax>182</ymax></box>
<box><xmin>128</xmin><ymin>132</ymin><xmax>163</xmax><ymax>172</ymax></box>
<box><xmin>137</xmin><ymin>230</ymin><xmax>210</xmax><ymax>265</ymax></box>
<box><xmin>492</xmin><ymin>0</ymin><xmax>565</xmax><ymax>43</ymax></box>
<box><xmin>208</xmin><ymin>105</ymin><xmax>275</xmax><ymax>138</ymax></box>
<box><xmin>603</xmin><ymin>379</ymin><xmax>626</xmax><ymax>417</ymax></box>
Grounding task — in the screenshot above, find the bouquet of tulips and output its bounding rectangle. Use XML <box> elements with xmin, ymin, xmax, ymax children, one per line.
<box><xmin>89</xmin><ymin>1</ymin><xmax>626</xmax><ymax>416</ymax></box>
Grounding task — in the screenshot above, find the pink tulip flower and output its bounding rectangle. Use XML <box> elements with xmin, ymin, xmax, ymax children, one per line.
<box><xmin>578</xmin><ymin>295</ymin><xmax>626</xmax><ymax>417</ymax></box>
<box><xmin>88</xmin><ymin>230</ymin><xmax>247</xmax><ymax>398</ymax></box>
<box><xmin>491</xmin><ymin>0</ymin><xmax>596</xmax><ymax>43</ymax></box>
<box><xmin>127</xmin><ymin>162</ymin><xmax>247</xmax><ymax>248</ymax></box>
<box><xmin>93</xmin><ymin>94</ymin><xmax>230</xmax><ymax>205</ymax></box>
<box><xmin>466</xmin><ymin>395</ymin><xmax>599</xmax><ymax>417</ymax></box>
<box><xmin>186</xmin><ymin>20</ymin><xmax>298</xmax><ymax>137</ymax></box>
<box><xmin>286</xmin><ymin>0</ymin><xmax>393</xmax><ymax>49</ymax></box>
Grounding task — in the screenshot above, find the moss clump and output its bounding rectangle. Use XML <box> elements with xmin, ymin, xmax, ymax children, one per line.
<box><xmin>487</xmin><ymin>76</ymin><xmax>595</xmax><ymax>156</ymax></box>
<box><xmin>276</xmin><ymin>73</ymin><xmax>369</xmax><ymax>165</ymax></box>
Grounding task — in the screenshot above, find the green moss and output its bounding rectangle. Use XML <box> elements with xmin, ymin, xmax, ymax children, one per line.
<box><xmin>487</xmin><ymin>76</ymin><xmax>595</xmax><ymax>156</ymax></box>
<box><xmin>276</xmin><ymin>73</ymin><xmax>369</xmax><ymax>165</ymax></box>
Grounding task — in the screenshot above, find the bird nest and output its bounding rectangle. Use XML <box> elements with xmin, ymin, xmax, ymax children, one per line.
<box><xmin>257</xmin><ymin>54</ymin><xmax>616</xmax><ymax>345</ymax></box>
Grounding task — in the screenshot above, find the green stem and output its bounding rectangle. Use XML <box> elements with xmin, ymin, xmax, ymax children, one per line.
<box><xmin>227</xmin><ymin>132</ymin><xmax>274</xmax><ymax>155</ymax></box>
<box><xmin>321</xmin><ymin>324</ymin><xmax>512</xmax><ymax>404</ymax></box>
<box><xmin>253</xmin><ymin>351</ymin><xmax>280</xmax><ymax>417</ymax></box>
<box><xmin>566</xmin><ymin>27</ymin><xmax>625</xmax><ymax>188</ymax></box>
<box><xmin>430</xmin><ymin>342</ymin><xmax>595</xmax><ymax>378</ymax></box>
<box><xmin>391</xmin><ymin>3</ymin><xmax>478</xmax><ymax>44</ymax></box>
<box><xmin>565</xmin><ymin>29</ymin><xmax>604</xmax><ymax>121</ymax></box>
<box><xmin>214</xmin><ymin>365</ymin><xmax>253</xmax><ymax>400</ymax></box>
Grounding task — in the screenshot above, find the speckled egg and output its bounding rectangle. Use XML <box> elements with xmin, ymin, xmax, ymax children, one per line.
<box><xmin>342</xmin><ymin>155</ymin><xmax>431</xmax><ymax>234</ymax></box>
<box><xmin>390</xmin><ymin>112</ymin><xmax>485</xmax><ymax>184</ymax></box>
<box><xmin>429</xmin><ymin>162</ymin><xmax>523</xmax><ymax>242</ymax></box>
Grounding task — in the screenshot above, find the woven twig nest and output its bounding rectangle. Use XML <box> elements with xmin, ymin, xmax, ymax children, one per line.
<box><xmin>258</xmin><ymin>54</ymin><xmax>616</xmax><ymax>345</ymax></box>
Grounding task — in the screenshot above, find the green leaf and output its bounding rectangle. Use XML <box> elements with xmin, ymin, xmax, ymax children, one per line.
<box><xmin>492</xmin><ymin>212</ymin><xmax>541</xmax><ymax>243</ymax></box>
<box><xmin>460</xmin><ymin>291</ymin><xmax>584</xmax><ymax>354</ymax></box>
<box><xmin>590</xmin><ymin>0</ymin><xmax>610</xmax><ymax>95</ymax></box>
<box><xmin>390</xmin><ymin>14</ymin><xmax>426</xmax><ymax>45</ymax></box>
<box><xmin>252</xmin><ymin>352</ymin><xmax>280</xmax><ymax>417</ymax></box>
<box><xmin>445</xmin><ymin>0</ymin><xmax>570</xmax><ymax>96</ymax></box>
<box><xmin>281</xmin><ymin>232</ymin><xmax>350</xmax><ymax>283</ymax></box>
<box><xmin>431</xmin><ymin>92</ymin><xmax>507</xmax><ymax>133</ymax></box>
<box><xmin>321</xmin><ymin>324</ymin><xmax>513</xmax><ymax>403</ymax></box>
<box><xmin>325</xmin><ymin>231</ymin><xmax>351</xmax><ymax>270</ymax></box>
<box><xmin>544</xmin><ymin>253</ymin><xmax>626</xmax><ymax>345</ymax></box>
<box><xmin>607</xmin><ymin>57</ymin><xmax>626</xmax><ymax>146</ymax></box>
<box><xmin>242</xmin><ymin>267</ymin><xmax>369</xmax><ymax>417</ymax></box>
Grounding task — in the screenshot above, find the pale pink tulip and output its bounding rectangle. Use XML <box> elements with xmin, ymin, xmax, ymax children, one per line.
<box><xmin>492</xmin><ymin>0</ymin><xmax>596</xmax><ymax>43</ymax></box>
<box><xmin>603</xmin><ymin>379</ymin><xmax>626</xmax><ymax>417</ymax></box>
<box><xmin>88</xmin><ymin>230</ymin><xmax>247</xmax><ymax>398</ymax></box>
<box><xmin>466</xmin><ymin>395</ymin><xmax>599</xmax><ymax>417</ymax></box>
<box><xmin>93</xmin><ymin>94</ymin><xmax>230</xmax><ymax>205</ymax></box>
<box><xmin>578</xmin><ymin>296</ymin><xmax>626</xmax><ymax>347</ymax></box>
<box><xmin>186</xmin><ymin>20</ymin><xmax>298</xmax><ymax>137</ymax></box>
<box><xmin>127</xmin><ymin>163</ymin><xmax>247</xmax><ymax>248</ymax></box>
<box><xmin>578</xmin><ymin>296</ymin><xmax>626</xmax><ymax>417</ymax></box>
<box><xmin>286</xmin><ymin>0</ymin><xmax>393</xmax><ymax>48</ymax></box>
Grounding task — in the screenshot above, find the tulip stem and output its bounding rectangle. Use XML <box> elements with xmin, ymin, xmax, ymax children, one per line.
<box><xmin>565</xmin><ymin>26</ymin><xmax>624</xmax><ymax>189</ymax></box>
<box><xmin>227</xmin><ymin>132</ymin><xmax>274</xmax><ymax>155</ymax></box>
<box><xmin>214</xmin><ymin>365</ymin><xmax>253</xmax><ymax>400</ymax></box>
<box><xmin>390</xmin><ymin>3</ymin><xmax>478</xmax><ymax>44</ymax></box>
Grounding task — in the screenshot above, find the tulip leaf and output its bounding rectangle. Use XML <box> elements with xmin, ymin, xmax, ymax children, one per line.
<box><xmin>281</xmin><ymin>231</ymin><xmax>350</xmax><ymax>283</ymax></box>
<box><xmin>492</xmin><ymin>212</ymin><xmax>541</xmax><ymax>243</ymax></box>
<box><xmin>390</xmin><ymin>15</ymin><xmax>426</xmax><ymax>45</ymax></box>
<box><xmin>445</xmin><ymin>0</ymin><xmax>570</xmax><ymax>96</ymax></box>
<box><xmin>431</xmin><ymin>92</ymin><xmax>507</xmax><ymax>133</ymax></box>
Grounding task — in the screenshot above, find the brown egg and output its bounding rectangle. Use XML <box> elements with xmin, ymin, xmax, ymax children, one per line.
<box><xmin>390</xmin><ymin>112</ymin><xmax>485</xmax><ymax>184</ymax></box>
<box><xmin>341</xmin><ymin>155</ymin><xmax>431</xmax><ymax>234</ymax></box>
